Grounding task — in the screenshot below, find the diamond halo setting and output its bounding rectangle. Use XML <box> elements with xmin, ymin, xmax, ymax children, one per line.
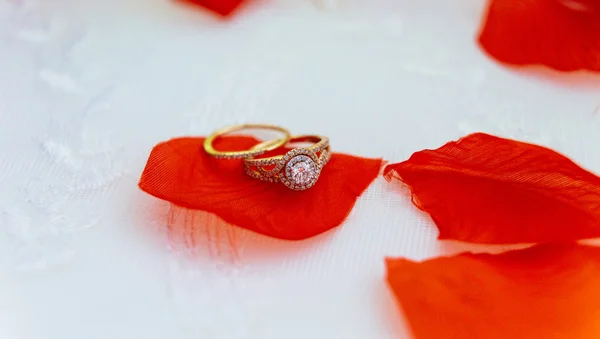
<box><xmin>281</xmin><ymin>148</ymin><xmax>321</xmax><ymax>191</ymax></box>
<box><xmin>243</xmin><ymin>135</ymin><xmax>330</xmax><ymax>191</ymax></box>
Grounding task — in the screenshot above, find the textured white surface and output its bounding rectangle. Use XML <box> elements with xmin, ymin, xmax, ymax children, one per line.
<box><xmin>1</xmin><ymin>0</ymin><xmax>599</xmax><ymax>338</ymax></box>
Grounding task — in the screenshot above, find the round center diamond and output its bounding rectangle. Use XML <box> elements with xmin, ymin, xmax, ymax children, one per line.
<box><xmin>291</xmin><ymin>161</ymin><xmax>312</xmax><ymax>184</ymax></box>
<box><xmin>285</xmin><ymin>155</ymin><xmax>317</xmax><ymax>186</ymax></box>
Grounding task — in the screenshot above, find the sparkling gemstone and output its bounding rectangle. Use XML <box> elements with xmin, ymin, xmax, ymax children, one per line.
<box><xmin>286</xmin><ymin>155</ymin><xmax>316</xmax><ymax>185</ymax></box>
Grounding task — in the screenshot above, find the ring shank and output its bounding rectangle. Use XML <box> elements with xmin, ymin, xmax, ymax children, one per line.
<box><xmin>246</xmin><ymin>135</ymin><xmax>329</xmax><ymax>163</ymax></box>
<box><xmin>203</xmin><ymin>123</ymin><xmax>291</xmax><ymax>159</ymax></box>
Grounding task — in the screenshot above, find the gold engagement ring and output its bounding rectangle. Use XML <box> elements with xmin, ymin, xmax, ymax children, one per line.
<box><xmin>243</xmin><ymin>135</ymin><xmax>331</xmax><ymax>191</ymax></box>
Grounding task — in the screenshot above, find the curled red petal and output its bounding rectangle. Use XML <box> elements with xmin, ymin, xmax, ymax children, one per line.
<box><xmin>478</xmin><ymin>0</ymin><xmax>600</xmax><ymax>71</ymax></box>
<box><xmin>384</xmin><ymin>133</ymin><xmax>600</xmax><ymax>244</ymax></box>
<box><xmin>139</xmin><ymin>136</ymin><xmax>382</xmax><ymax>240</ymax></box>
<box><xmin>176</xmin><ymin>0</ymin><xmax>247</xmax><ymax>16</ymax></box>
<box><xmin>386</xmin><ymin>243</ymin><xmax>600</xmax><ymax>339</ymax></box>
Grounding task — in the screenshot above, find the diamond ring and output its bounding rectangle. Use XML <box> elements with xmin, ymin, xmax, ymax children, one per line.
<box><xmin>244</xmin><ymin>135</ymin><xmax>331</xmax><ymax>191</ymax></box>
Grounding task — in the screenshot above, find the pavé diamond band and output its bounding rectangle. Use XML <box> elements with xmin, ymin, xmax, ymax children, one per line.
<box><xmin>244</xmin><ymin>135</ymin><xmax>331</xmax><ymax>191</ymax></box>
<box><xmin>204</xmin><ymin>123</ymin><xmax>291</xmax><ymax>159</ymax></box>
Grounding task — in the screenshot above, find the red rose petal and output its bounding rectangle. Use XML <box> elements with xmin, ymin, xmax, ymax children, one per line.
<box><xmin>177</xmin><ymin>0</ymin><xmax>247</xmax><ymax>16</ymax></box>
<box><xmin>478</xmin><ymin>0</ymin><xmax>600</xmax><ymax>71</ymax></box>
<box><xmin>139</xmin><ymin>136</ymin><xmax>382</xmax><ymax>240</ymax></box>
<box><xmin>384</xmin><ymin>133</ymin><xmax>600</xmax><ymax>244</ymax></box>
<box><xmin>386</xmin><ymin>243</ymin><xmax>600</xmax><ymax>339</ymax></box>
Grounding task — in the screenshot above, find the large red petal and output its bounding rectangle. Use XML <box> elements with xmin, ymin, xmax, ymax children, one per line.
<box><xmin>386</xmin><ymin>243</ymin><xmax>600</xmax><ymax>339</ymax></box>
<box><xmin>384</xmin><ymin>133</ymin><xmax>600</xmax><ymax>244</ymax></box>
<box><xmin>139</xmin><ymin>136</ymin><xmax>382</xmax><ymax>240</ymax></box>
<box><xmin>478</xmin><ymin>0</ymin><xmax>600</xmax><ymax>72</ymax></box>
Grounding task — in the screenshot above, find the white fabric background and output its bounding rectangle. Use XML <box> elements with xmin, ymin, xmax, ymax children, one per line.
<box><xmin>1</xmin><ymin>0</ymin><xmax>599</xmax><ymax>338</ymax></box>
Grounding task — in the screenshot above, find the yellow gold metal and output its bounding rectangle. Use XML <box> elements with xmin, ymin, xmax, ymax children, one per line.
<box><xmin>248</xmin><ymin>135</ymin><xmax>328</xmax><ymax>156</ymax></box>
<box><xmin>203</xmin><ymin>124</ymin><xmax>291</xmax><ymax>159</ymax></box>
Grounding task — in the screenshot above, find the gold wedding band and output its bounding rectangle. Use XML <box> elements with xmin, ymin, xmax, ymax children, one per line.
<box><xmin>203</xmin><ymin>124</ymin><xmax>291</xmax><ymax>159</ymax></box>
<box><xmin>244</xmin><ymin>135</ymin><xmax>331</xmax><ymax>191</ymax></box>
